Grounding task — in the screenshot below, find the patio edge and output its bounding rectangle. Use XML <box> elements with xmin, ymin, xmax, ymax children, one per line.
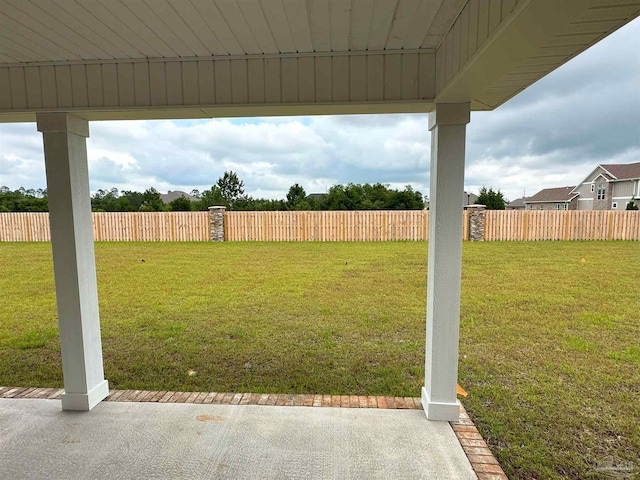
<box><xmin>0</xmin><ymin>386</ymin><xmax>507</xmax><ymax>478</ymax></box>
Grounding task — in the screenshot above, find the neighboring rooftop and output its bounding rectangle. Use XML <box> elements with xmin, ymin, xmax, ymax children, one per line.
<box><xmin>600</xmin><ymin>162</ymin><xmax>640</xmax><ymax>180</ymax></box>
<box><xmin>507</xmin><ymin>197</ymin><xmax>528</xmax><ymax>208</ymax></box>
<box><xmin>160</xmin><ymin>191</ymin><xmax>198</xmax><ymax>204</ymax></box>
<box><xmin>463</xmin><ymin>192</ymin><xmax>478</xmax><ymax>206</ymax></box>
<box><xmin>306</xmin><ymin>193</ymin><xmax>328</xmax><ymax>201</ymax></box>
<box><xmin>525</xmin><ymin>187</ymin><xmax>578</xmax><ymax>203</ymax></box>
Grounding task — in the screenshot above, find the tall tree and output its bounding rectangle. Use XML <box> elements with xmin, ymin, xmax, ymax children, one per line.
<box><xmin>91</xmin><ymin>188</ymin><xmax>119</xmax><ymax>211</ymax></box>
<box><xmin>475</xmin><ymin>186</ymin><xmax>506</xmax><ymax>210</ymax></box>
<box><xmin>121</xmin><ymin>190</ymin><xmax>144</xmax><ymax>211</ymax></box>
<box><xmin>286</xmin><ymin>184</ymin><xmax>306</xmax><ymax>210</ymax></box>
<box><xmin>217</xmin><ymin>171</ymin><xmax>245</xmax><ymax>207</ymax></box>
<box><xmin>140</xmin><ymin>187</ymin><xmax>164</xmax><ymax>211</ymax></box>
<box><xmin>168</xmin><ymin>196</ymin><xmax>193</xmax><ymax>211</ymax></box>
<box><xmin>196</xmin><ymin>185</ymin><xmax>226</xmax><ymax>210</ymax></box>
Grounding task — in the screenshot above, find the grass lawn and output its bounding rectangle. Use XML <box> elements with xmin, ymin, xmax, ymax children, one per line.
<box><xmin>0</xmin><ymin>241</ymin><xmax>638</xmax><ymax>479</ymax></box>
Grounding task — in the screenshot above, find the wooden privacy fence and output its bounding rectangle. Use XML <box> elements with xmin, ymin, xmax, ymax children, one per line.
<box><xmin>224</xmin><ymin>210</ymin><xmax>450</xmax><ymax>241</ymax></box>
<box><xmin>0</xmin><ymin>212</ymin><xmax>209</xmax><ymax>242</ymax></box>
<box><xmin>1</xmin><ymin>210</ymin><xmax>639</xmax><ymax>242</ymax></box>
<box><xmin>0</xmin><ymin>212</ymin><xmax>50</xmax><ymax>241</ymax></box>
<box><xmin>485</xmin><ymin>210</ymin><xmax>640</xmax><ymax>241</ymax></box>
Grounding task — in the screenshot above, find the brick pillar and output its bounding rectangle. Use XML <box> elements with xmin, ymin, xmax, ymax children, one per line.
<box><xmin>208</xmin><ymin>206</ymin><xmax>226</xmax><ymax>241</ymax></box>
<box><xmin>465</xmin><ymin>204</ymin><xmax>486</xmax><ymax>241</ymax></box>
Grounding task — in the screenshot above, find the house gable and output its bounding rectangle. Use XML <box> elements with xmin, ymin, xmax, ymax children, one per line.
<box><xmin>572</xmin><ymin>162</ymin><xmax>640</xmax><ymax>196</ymax></box>
<box><xmin>571</xmin><ymin>166</ymin><xmax>612</xmax><ymax>194</ymax></box>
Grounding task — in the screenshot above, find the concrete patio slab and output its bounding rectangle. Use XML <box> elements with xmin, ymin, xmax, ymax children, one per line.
<box><xmin>0</xmin><ymin>398</ymin><xmax>476</xmax><ymax>479</ymax></box>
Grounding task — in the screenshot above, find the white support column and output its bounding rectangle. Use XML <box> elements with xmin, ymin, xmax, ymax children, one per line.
<box><xmin>37</xmin><ymin>112</ymin><xmax>109</xmax><ymax>411</ymax></box>
<box><xmin>422</xmin><ymin>103</ymin><xmax>470</xmax><ymax>421</ymax></box>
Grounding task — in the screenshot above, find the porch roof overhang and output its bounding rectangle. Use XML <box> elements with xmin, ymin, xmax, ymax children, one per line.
<box><xmin>1</xmin><ymin>0</ymin><xmax>639</xmax><ymax>122</ymax></box>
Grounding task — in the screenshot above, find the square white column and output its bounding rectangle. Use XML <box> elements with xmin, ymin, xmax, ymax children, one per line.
<box><xmin>422</xmin><ymin>103</ymin><xmax>470</xmax><ymax>421</ymax></box>
<box><xmin>37</xmin><ymin>112</ymin><xmax>109</xmax><ymax>411</ymax></box>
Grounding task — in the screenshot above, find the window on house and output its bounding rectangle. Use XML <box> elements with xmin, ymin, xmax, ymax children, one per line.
<box><xmin>591</xmin><ymin>184</ymin><xmax>595</xmax><ymax>192</ymax></box>
<box><xmin>597</xmin><ymin>183</ymin><xmax>606</xmax><ymax>200</ymax></box>
<box><xmin>555</xmin><ymin>204</ymin><xmax>561</xmax><ymax>210</ymax></box>
<box><xmin>612</xmin><ymin>202</ymin><xmax>618</xmax><ymax>209</ymax></box>
<box><xmin>540</xmin><ymin>205</ymin><xmax>544</xmax><ymax>210</ymax></box>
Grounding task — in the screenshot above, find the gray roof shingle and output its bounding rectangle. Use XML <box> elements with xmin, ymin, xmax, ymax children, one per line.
<box><xmin>524</xmin><ymin>187</ymin><xmax>577</xmax><ymax>203</ymax></box>
<box><xmin>600</xmin><ymin>162</ymin><xmax>640</xmax><ymax>180</ymax></box>
<box><xmin>160</xmin><ymin>191</ymin><xmax>198</xmax><ymax>203</ymax></box>
<box><xmin>507</xmin><ymin>197</ymin><xmax>528</xmax><ymax>207</ymax></box>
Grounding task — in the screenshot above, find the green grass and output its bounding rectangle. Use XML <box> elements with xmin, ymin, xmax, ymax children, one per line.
<box><xmin>0</xmin><ymin>241</ymin><xmax>638</xmax><ymax>479</ymax></box>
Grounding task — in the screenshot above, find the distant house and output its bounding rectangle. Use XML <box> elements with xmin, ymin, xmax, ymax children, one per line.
<box><xmin>160</xmin><ymin>190</ymin><xmax>198</xmax><ymax>204</ymax></box>
<box><xmin>524</xmin><ymin>187</ymin><xmax>578</xmax><ymax>211</ymax></box>
<box><xmin>506</xmin><ymin>197</ymin><xmax>528</xmax><ymax>210</ymax></box>
<box><xmin>422</xmin><ymin>191</ymin><xmax>476</xmax><ymax>210</ymax></box>
<box><xmin>570</xmin><ymin>162</ymin><xmax>640</xmax><ymax>211</ymax></box>
<box><xmin>306</xmin><ymin>193</ymin><xmax>327</xmax><ymax>202</ymax></box>
<box><xmin>463</xmin><ymin>191</ymin><xmax>478</xmax><ymax>206</ymax></box>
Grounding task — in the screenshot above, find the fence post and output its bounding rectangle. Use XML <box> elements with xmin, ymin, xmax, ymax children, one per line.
<box><xmin>208</xmin><ymin>206</ymin><xmax>226</xmax><ymax>241</ymax></box>
<box><xmin>465</xmin><ymin>204</ymin><xmax>486</xmax><ymax>241</ymax></box>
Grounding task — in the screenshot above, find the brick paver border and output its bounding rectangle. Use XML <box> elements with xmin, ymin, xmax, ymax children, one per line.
<box><xmin>1</xmin><ymin>386</ymin><xmax>506</xmax><ymax>478</ymax></box>
<box><xmin>452</xmin><ymin>404</ymin><xmax>508</xmax><ymax>479</ymax></box>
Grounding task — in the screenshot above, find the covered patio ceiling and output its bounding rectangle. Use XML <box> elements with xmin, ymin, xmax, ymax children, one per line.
<box><xmin>0</xmin><ymin>0</ymin><xmax>638</xmax><ymax>421</ymax></box>
<box><xmin>1</xmin><ymin>0</ymin><xmax>639</xmax><ymax>121</ymax></box>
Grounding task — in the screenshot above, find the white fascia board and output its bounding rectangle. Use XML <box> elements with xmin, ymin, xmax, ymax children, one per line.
<box><xmin>524</xmin><ymin>200</ymin><xmax>573</xmax><ymax>204</ymax></box>
<box><xmin>594</xmin><ymin>172</ymin><xmax>611</xmax><ymax>183</ymax></box>
<box><xmin>609</xmin><ymin>177</ymin><xmax>640</xmax><ymax>183</ymax></box>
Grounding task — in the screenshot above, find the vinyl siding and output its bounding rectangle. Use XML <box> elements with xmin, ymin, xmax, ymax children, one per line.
<box><xmin>611</xmin><ymin>180</ymin><xmax>637</xmax><ymax>198</ymax></box>
<box><xmin>525</xmin><ymin>201</ymin><xmax>576</xmax><ymax>211</ymax></box>
<box><xmin>577</xmin><ymin>198</ymin><xmax>594</xmax><ymax>211</ymax></box>
<box><xmin>0</xmin><ymin>53</ymin><xmax>436</xmax><ymax>115</ymax></box>
<box><xmin>574</xmin><ymin>183</ymin><xmax>594</xmax><ymax>197</ymax></box>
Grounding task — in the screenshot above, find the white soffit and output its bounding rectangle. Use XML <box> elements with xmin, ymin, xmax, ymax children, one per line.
<box><xmin>0</xmin><ymin>0</ymin><xmax>463</xmax><ymax>63</ymax></box>
<box><xmin>0</xmin><ymin>0</ymin><xmax>639</xmax><ymax>120</ymax></box>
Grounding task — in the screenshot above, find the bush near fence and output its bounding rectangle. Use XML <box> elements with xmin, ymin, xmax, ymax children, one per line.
<box><xmin>0</xmin><ymin>210</ymin><xmax>638</xmax><ymax>242</ymax></box>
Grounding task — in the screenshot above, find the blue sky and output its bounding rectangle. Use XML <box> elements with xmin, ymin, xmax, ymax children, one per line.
<box><xmin>1</xmin><ymin>18</ymin><xmax>638</xmax><ymax>203</ymax></box>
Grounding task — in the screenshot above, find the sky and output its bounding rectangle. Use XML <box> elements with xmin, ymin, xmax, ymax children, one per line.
<box><xmin>0</xmin><ymin>19</ymin><xmax>639</xmax><ymax>203</ymax></box>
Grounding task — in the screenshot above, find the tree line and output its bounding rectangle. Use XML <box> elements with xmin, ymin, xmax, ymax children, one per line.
<box><xmin>0</xmin><ymin>187</ymin><xmax>48</xmax><ymax>212</ymax></box>
<box><xmin>0</xmin><ymin>173</ymin><xmax>525</xmax><ymax>212</ymax></box>
<box><xmin>0</xmin><ymin>171</ymin><xmax>425</xmax><ymax>212</ymax></box>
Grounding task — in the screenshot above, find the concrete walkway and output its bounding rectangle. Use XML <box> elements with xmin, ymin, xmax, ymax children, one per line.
<box><xmin>1</xmin><ymin>398</ymin><xmax>476</xmax><ymax>479</ymax></box>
